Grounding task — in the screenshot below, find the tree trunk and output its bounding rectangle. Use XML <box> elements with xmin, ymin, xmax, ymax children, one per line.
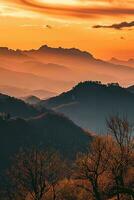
<box><xmin>92</xmin><ymin>183</ymin><xmax>102</xmax><ymax>200</ymax></box>
<box><xmin>115</xmin><ymin>179</ymin><xmax>120</xmax><ymax>200</ymax></box>
<box><xmin>52</xmin><ymin>185</ymin><xmax>56</xmax><ymax>200</ymax></box>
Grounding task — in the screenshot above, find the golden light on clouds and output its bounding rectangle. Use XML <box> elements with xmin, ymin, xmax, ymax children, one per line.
<box><xmin>0</xmin><ymin>3</ymin><xmax>39</xmax><ymax>18</ymax></box>
<box><xmin>0</xmin><ymin>0</ymin><xmax>134</xmax><ymax>59</ymax></box>
<box><xmin>2</xmin><ymin>0</ymin><xmax>134</xmax><ymax>19</ymax></box>
<box><xmin>37</xmin><ymin>0</ymin><xmax>78</xmax><ymax>6</ymax></box>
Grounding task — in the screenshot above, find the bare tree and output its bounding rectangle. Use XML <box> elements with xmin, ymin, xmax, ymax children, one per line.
<box><xmin>75</xmin><ymin>136</ymin><xmax>111</xmax><ymax>200</ymax></box>
<box><xmin>46</xmin><ymin>152</ymin><xmax>68</xmax><ymax>200</ymax></box>
<box><xmin>7</xmin><ymin>148</ymin><xmax>65</xmax><ymax>200</ymax></box>
<box><xmin>107</xmin><ymin>115</ymin><xmax>134</xmax><ymax>199</ymax></box>
<box><xmin>0</xmin><ymin>160</ymin><xmax>29</xmax><ymax>200</ymax></box>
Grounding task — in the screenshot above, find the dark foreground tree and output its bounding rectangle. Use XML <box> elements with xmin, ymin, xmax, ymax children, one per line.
<box><xmin>107</xmin><ymin>115</ymin><xmax>134</xmax><ymax>200</ymax></box>
<box><xmin>1</xmin><ymin>115</ymin><xmax>133</xmax><ymax>200</ymax></box>
<box><xmin>75</xmin><ymin>116</ymin><xmax>134</xmax><ymax>200</ymax></box>
<box><xmin>75</xmin><ymin>136</ymin><xmax>112</xmax><ymax>200</ymax></box>
<box><xmin>5</xmin><ymin>148</ymin><xmax>66</xmax><ymax>200</ymax></box>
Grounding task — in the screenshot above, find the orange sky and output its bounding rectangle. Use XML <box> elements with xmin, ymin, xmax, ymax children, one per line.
<box><xmin>0</xmin><ymin>0</ymin><xmax>134</xmax><ymax>59</ymax></box>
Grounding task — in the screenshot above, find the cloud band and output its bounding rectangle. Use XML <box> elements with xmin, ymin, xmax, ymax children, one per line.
<box><xmin>93</xmin><ymin>21</ymin><xmax>134</xmax><ymax>29</ymax></box>
<box><xmin>8</xmin><ymin>0</ymin><xmax>134</xmax><ymax>18</ymax></box>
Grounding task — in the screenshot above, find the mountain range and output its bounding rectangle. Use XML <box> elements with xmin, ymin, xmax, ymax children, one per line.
<box><xmin>0</xmin><ymin>92</ymin><xmax>91</xmax><ymax>172</ymax></box>
<box><xmin>0</xmin><ymin>66</ymin><xmax>73</xmax><ymax>94</ymax></box>
<box><xmin>40</xmin><ymin>81</ymin><xmax>134</xmax><ymax>132</ymax></box>
<box><xmin>109</xmin><ymin>57</ymin><xmax>134</xmax><ymax>68</ymax></box>
<box><xmin>0</xmin><ymin>80</ymin><xmax>134</xmax><ymax>172</ymax></box>
<box><xmin>23</xmin><ymin>95</ymin><xmax>41</xmax><ymax>105</ymax></box>
<box><xmin>127</xmin><ymin>85</ymin><xmax>134</xmax><ymax>94</ymax></box>
<box><xmin>0</xmin><ymin>45</ymin><xmax>134</xmax><ymax>99</ymax></box>
<box><xmin>0</xmin><ymin>44</ymin><xmax>134</xmax><ymax>172</ymax></box>
<box><xmin>0</xmin><ymin>85</ymin><xmax>57</xmax><ymax>99</ymax></box>
<box><xmin>0</xmin><ymin>93</ymin><xmax>46</xmax><ymax>118</ymax></box>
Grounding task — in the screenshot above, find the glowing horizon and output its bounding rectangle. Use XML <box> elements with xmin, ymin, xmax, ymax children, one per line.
<box><xmin>0</xmin><ymin>0</ymin><xmax>134</xmax><ymax>59</ymax></box>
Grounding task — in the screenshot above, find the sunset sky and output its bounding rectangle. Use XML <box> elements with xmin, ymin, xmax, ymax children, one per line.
<box><xmin>0</xmin><ymin>0</ymin><xmax>134</xmax><ymax>59</ymax></box>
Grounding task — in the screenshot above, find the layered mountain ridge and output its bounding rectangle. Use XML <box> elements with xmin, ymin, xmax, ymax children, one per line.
<box><xmin>0</xmin><ymin>45</ymin><xmax>133</xmax><ymax>99</ymax></box>
<box><xmin>40</xmin><ymin>81</ymin><xmax>134</xmax><ymax>132</ymax></box>
<box><xmin>0</xmin><ymin>92</ymin><xmax>91</xmax><ymax>171</ymax></box>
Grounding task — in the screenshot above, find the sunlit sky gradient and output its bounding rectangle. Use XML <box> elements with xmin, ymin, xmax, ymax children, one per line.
<box><xmin>0</xmin><ymin>0</ymin><xmax>134</xmax><ymax>59</ymax></box>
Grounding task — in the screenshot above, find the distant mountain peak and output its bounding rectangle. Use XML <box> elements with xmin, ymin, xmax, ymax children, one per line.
<box><xmin>72</xmin><ymin>81</ymin><xmax>120</xmax><ymax>91</ymax></box>
<box><xmin>23</xmin><ymin>95</ymin><xmax>41</xmax><ymax>105</ymax></box>
<box><xmin>41</xmin><ymin>81</ymin><xmax>134</xmax><ymax>132</ymax></box>
<box><xmin>0</xmin><ymin>47</ymin><xmax>26</xmax><ymax>57</ymax></box>
<box><xmin>110</xmin><ymin>57</ymin><xmax>134</xmax><ymax>62</ymax></box>
<box><xmin>0</xmin><ymin>92</ymin><xmax>45</xmax><ymax>118</ymax></box>
<box><xmin>38</xmin><ymin>45</ymin><xmax>94</xmax><ymax>59</ymax></box>
<box><xmin>110</xmin><ymin>57</ymin><xmax>119</xmax><ymax>62</ymax></box>
<box><xmin>39</xmin><ymin>44</ymin><xmax>49</xmax><ymax>49</ymax></box>
<box><xmin>109</xmin><ymin>57</ymin><xmax>134</xmax><ymax>67</ymax></box>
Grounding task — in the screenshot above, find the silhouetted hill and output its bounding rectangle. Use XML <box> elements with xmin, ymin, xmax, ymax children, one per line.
<box><xmin>38</xmin><ymin>45</ymin><xmax>94</xmax><ymax>59</ymax></box>
<box><xmin>23</xmin><ymin>95</ymin><xmax>41</xmax><ymax>105</ymax></box>
<box><xmin>0</xmin><ymin>47</ymin><xmax>26</xmax><ymax>58</ymax></box>
<box><xmin>0</xmin><ymin>93</ymin><xmax>45</xmax><ymax>118</ymax></box>
<box><xmin>0</xmin><ymin>112</ymin><xmax>91</xmax><ymax>171</ymax></box>
<box><xmin>127</xmin><ymin>85</ymin><xmax>134</xmax><ymax>94</ymax></box>
<box><xmin>40</xmin><ymin>81</ymin><xmax>134</xmax><ymax>132</ymax></box>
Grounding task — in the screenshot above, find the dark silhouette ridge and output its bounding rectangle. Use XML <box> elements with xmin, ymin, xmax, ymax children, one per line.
<box><xmin>127</xmin><ymin>85</ymin><xmax>134</xmax><ymax>93</ymax></box>
<box><xmin>23</xmin><ymin>95</ymin><xmax>41</xmax><ymax>105</ymax></box>
<box><xmin>0</xmin><ymin>47</ymin><xmax>28</xmax><ymax>58</ymax></box>
<box><xmin>24</xmin><ymin>45</ymin><xmax>134</xmax><ymax>72</ymax></box>
<box><xmin>1</xmin><ymin>45</ymin><xmax>133</xmax><ymax>72</ymax></box>
<box><xmin>0</xmin><ymin>111</ymin><xmax>91</xmax><ymax>171</ymax></box>
<box><xmin>40</xmin><ymin>81</ymin><xmax>134</xmax><ymax>132</ymax></box>
<box><xmin>37</xmin><ymin>45</ymin><xmax>94</xmax><ymax>59</ymax></box>
<box><xmin>0</xmin><ymin>93</ymin><xmax>48</xmax><ymax>118</ymax></box>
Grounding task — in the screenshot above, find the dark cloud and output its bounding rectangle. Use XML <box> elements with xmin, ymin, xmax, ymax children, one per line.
<box><xmin>93</xmin><ymin>21</ymin><xmax>134</xmax><ymax>30</ymax></box>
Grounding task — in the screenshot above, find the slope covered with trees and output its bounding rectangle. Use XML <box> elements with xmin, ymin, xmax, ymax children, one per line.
<box><xmin>1</xmin><ymin>116</ymin><xmax>133</xmax><ymax>200</ymax></box>
<box><xmin>41</xmin><ymin>81</ymin><xmax>134</xmax><ymax>132</ymax></box>
<box><xmin>0</xmin><ymin>112</ymin><xmax>91</xmax><ymax>172</ymax></box>
<box><xmin>0</xmin><ymin>93</ymin><xmax>45</xmax><ymax>118</ymax></box>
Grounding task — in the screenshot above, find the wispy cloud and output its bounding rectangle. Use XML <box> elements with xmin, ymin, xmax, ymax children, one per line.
<box><xmin>0</xmin><ymin>3</ymin><xmax>39</xmax><ymax>18</ymax></box>
<box><xmin>4</xmin><ymin>0</ymin><xmax>134</xmax><ymax>19</ymax></box>
<box><xmin>93</xmin><ymin>21</ymin><xmax>134</xmax><ymax>30</ymax></box>
<box><xmin>20</xmin><ymin>24</ymin><xmax>52</xmax><ymax>29</ymax></box>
